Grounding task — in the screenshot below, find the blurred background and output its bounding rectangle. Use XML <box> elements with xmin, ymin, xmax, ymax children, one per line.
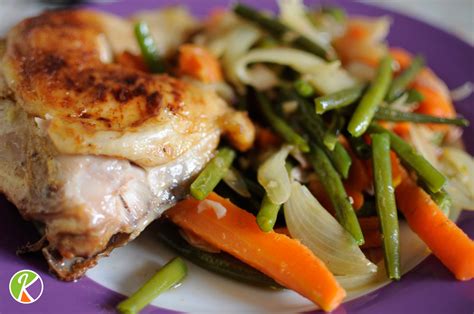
<box><xmin>0</xmin><ymin>0</ymin><xmax>473</xmax><ymax>44</ymax></box>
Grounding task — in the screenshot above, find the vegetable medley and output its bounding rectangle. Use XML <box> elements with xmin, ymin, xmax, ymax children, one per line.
<box><xmin>118</xmin><ymin>1</ymin><xmax>474</xmax><ymax>313</ymax></box>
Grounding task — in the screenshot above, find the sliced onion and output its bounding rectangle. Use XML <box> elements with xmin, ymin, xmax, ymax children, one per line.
<box><xmin>235</xmin><ymin>47</ymin><xmax>336</xmax><ymax>83</ymax></box>
<box><xmin>278</xmin><ymin>0</ymin><xmax>331</xmax><ymax>49</ymax></box>
<box><xmin>336</xmin><ymin>263</ymin><xmax>386</xmax><ymax>291</ymax></box>
<box><xmin>450</xmin><ymin>82</ymin><xmax>473</xmax><ymax>102</ymax></box>
<box><xmin>221</xmin><ymin>24</ymin><xmax>262</xmax><ymax>89</ymax></box>
<box><xmin>284</xmin><ymin>181</ymin><xmax>377</xmax><ymax>275</ymax></box>
<box><xmin>440</xmin><ymin>147</ymin><xmax>474</xmax><ymax>210</ymax></box>
<box><xmin>408</xmin><ymin>125</ymin><xmax>442</xmax><ymax>169</ymax></box>
<box><xmin>304</xmin><ymin>67</ymin><xmax>357</xmax><ymax>95</ymax></box>
<box><xmin>408</xmin><ymin>126</ymin><xmax>474</xmax><ymax>211</ymax></box>
<box><xmin>245</xmin><ymin>64</ymin><xmax>279</xmax><ymax>91</ymax></box>
<box><xmin>235</xmin><ymin>47</ymin><xmax>356</xmax><ymax>95</ymax></box>
<box><xmin>223</xmin><ymin>167</ymin><xmax>251</xmax><ymax>198</ymax></box>
<box><xmin>257</xmin><ymin>145</ymin><xmax>292</xmax><ymax>204</ymax></box>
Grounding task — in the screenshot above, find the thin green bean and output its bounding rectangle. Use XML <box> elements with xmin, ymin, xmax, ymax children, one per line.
<box><xmin>256</xmin><ymin>194</ymin><xmax>282</xmax><ymax>232</ymax></box>
<box><xmin>405</xmin><ymin>89</ymin><xmax>424</xmax><ymax>103</ymax></box>
<box><xmin>315</xmin><ymin>84</ymin><xmax>365</xmax><ymax>114</ymax></box>
<box><xmin>323</xmin><ymin>114</ymin><xmax>345</xmax><ymax>150</ymax></box>
<box><xmin>191</xmin><ymin>148</ymin><xmax>236</xmax><ymax>200</ymax></box>
<box><xmin>233</xmin><ymin>3</ymin><xmax>331</xmax><ymax>60</ymax></box>
<box><xmin>308</xmin><ymin>143</ymin><xmax>364</xmax><ymax>244</ymax></box>
<box><xmin>134</xmin><ymin>22</ymin><xmax>165</xmax><ymax>73</ymax></box>
<box><xmin>374</xmin><ymin>107</ymin><xmax>469</xmax><ymax>127</ymax></box>
<box><xmin>294</xmin><ymin>79</ymin><xmax>315</xmax><ymax>97</ymax></box>
<box><xmin>298</xmin><ymin>99</ymin><xmax>352</xmax><ymax>178</ymax></box>
<box><xmin>386</xmin><ymin>55</ymin><xmax>424</xmax><ymax>102</ymax></box>
<box><xmin>429</xmin><ymin>188</ymin><xmax>452</xmax><ymax>217</ymax></box>
<box><xmin>371</xmin><ymin>133</ymin><xmax>400</xmax><ymax>280</ymax></box>
<box><xmin>348</xmin><ymin>55</ymin><xmax>393</xmax><ymax>137</ymax></box>
<box><xmin>368</xmin><ymin>124</ymin><xmax>446</xmax><ymax>193</ymax></box>
<box><xmin>256</xmin><ymin>92</ymin><xmax>310</xmax><ymax>152</ymax></box>
<box><xmin>117</xmin><ymin>257</ymin><xmax>187</xmax><ymax>314</ymax></box>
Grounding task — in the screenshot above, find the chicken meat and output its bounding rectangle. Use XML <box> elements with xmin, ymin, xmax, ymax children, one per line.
<box><xmin>0</xmin><ymin>9</ymin><xmax>254</xmax><ymax>280</ymax></box>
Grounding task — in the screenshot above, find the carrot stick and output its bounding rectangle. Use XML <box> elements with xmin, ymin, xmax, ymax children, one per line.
<box><xmin>389</xmin><ymin>47</ymin><xmax>412</xmax><ymax>71</ymax></box>
<box><xmin>178</xmin><ymin>44</ymin><xmax>223</xmax><ymax>83</ymax></box>
<box><xmin>395</xmin><ymin>177</ymin><xmax>474</xmax><ymax>281</ymax></box>
<box><xmin>344</xmin><ymin>187</ymin><xmax>364</xmax><ymax>211</ymax></box>
<box><xmin>359</xmin><ymin>217</ymin><xmax>382</xmax><ymax>249</ymax></box>
<box><xmin>166</xmin><ymin>193</ymin><xmax>346</xmax><ymax>311</ymax></box>
<box><xmin>342</xmin><ymin>141</ymin><xmax>372</xmax><ymax>210</ymax></box>
<box><xmin>412</xmin><ymin>84</ymin><xmax>456</xmax><ymax>133</ymax></box>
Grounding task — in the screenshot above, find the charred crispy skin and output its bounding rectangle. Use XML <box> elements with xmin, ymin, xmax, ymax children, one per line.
<box><xmin>2</xmin><ymin>9</ymin><xmax>243</xmax><ymax>167</ymax></box>
<box><xmin>0</xmin><ymin>10</ymin><xmax>254</xmax><ymax>280</ymax></box>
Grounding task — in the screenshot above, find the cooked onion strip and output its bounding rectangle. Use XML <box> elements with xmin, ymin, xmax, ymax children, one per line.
<box><xmin>284</xmin><ymin>181</ymin><xmax>377</xmax><ymax>275</ymax></box>
<box><xmin>235</xmin><ymin>47</ymin><xmax>355</xmax><ymax>93</ymax></box>
<box><xmin>257</xmin><ymin>145</ymin><xmax>292</xmax><ymax>205</ymax></box>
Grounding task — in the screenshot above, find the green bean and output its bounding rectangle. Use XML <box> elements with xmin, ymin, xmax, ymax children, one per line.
<box><xmin>330</xmin><ymin>142</ymin><xmax>352</xmax><ymax>179</ymax></box>
<box><xmin>323</xmin><ymin>113</ymin><xmax>345</xmax><ymax>150</ymax></box>
<box><xmin>368</xmin><ymin>124</ymin><xmax>446</xmax><ymax>193</ymax></box>
<box><xmin>386</xmin><ymin>55</ymin><xmax>424</xmax><ymax>102</ymax></box>
<box><xmin>117</xmin><ymin>257</ymin><xmax>187</xmax><ymax>314</ymax></box>
<box><xmin>406</xmin><ymin>89</ymin><xmax>425</xmax><ymax>103</ymax></box>
<box><xmin>256</xmin><ymin>92</ymin><xmax>310</xmax><ymax>152</ymax></box>
<box><xmin>296</xmin><ymin>94</ymin><xmax>352</xmax><ymax>178</ymax></box>
<box><xmin>156</xmin><ymin>220</ymin><xmax>281</xmax><ymax>288</ymax></box>
<box><xmin>308</xmin><ymin>143</ymin><xmax>364</xmax><ymax>244</ymax></box>
<box><xmin>294</xmin><ymin>79</ymin><xmax>315</xmax><ymax>97</ymax></box>
<box><xmin>348</xmin><ymin>55</ymin><xmax>393</xmax><ymax>137</ymax></box>
<box><xmin>429</xmin><ymin>188</ymin><xmax>452</xmax><ymax>217</ymax></box>
<box><xmin>256</xmin><ymin>194</ymin><xmax>281</xmax><ymax>232</ymax></box>
<box><xmin>315</xmin><ymin>84</ymin><xmax>365</xmax><ymax>114</ymax></box>
<box><xmin>134</xmin><ymin>22</ymin><xmax>165</xmax><ymax>73</ymax></box>
<box><xmin>191</xmin><ymin>148</ymin><xmax>236</xmax><ymax>200</ymax></box>
<box><xmin>233</xmin><ymin>3</ymin><xmax>331</xmax><ymax>60</ymax></box>
<box><xmin>371</xmin><ymin>133</ymin><xmax>400</xmax><ymax>280</ymax></box>
<box><xmin>374</xmin><ymin>107</ymin><xmax>469</xmax><ymax>127</ymax></box>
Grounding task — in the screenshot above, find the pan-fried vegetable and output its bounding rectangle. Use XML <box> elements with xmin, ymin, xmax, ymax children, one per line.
<box><xmin>167</xmin><ymin>193</ymin><xmax>346</xmax><ymax>311</ymax></box>
<box><xmin>117</xmin><ymin>257</ymin><xmax>187</xmax><ymax>314</ymax></box>
<box><xmin>284</xmin><ymin>182</ymin><xmax>376</xmax><ymax>275</ymax></box>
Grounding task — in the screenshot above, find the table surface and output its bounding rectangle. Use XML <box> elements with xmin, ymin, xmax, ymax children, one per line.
<box><xmin>0</xmin><ymin>0</ymin><xmax>473</xmax><ymax>45</ymax></box>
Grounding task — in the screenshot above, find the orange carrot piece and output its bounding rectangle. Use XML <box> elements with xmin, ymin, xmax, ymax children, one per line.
<box><xmin>395</xmin><ymin>178</ymin><xmax>474</xmax><ymax>281</ymax></box>
<box><xmin>412</xmin><ymin>84</ymin><xmax>456</xmax><ymax>132</ymax></box>
<box><xmin>274</xmin><ymin>227</ymin><xmax>291</xmax><ymax>237</ymax></box>
<box><xmin>167</xmin><ymin>193</ymin><xmax>346</xmax><ymax>311</ymax></box>
<box><xmin>256</xmin><ymin>126</ymin><xmax>282</xmax><ymax>149</ymax></box>
<box><xmin>340</xmin><ymin>140</ymin><xmax>372</xmax><ymax>211</ymax></box>
<box><xmin>389</xmin><ymin>47</ymin><xmax>412</xmax><ymax>71</ymax></box>
<box><xmin>178</xmin><ymin>44</ymin><xmax>223</xmax><ymax>83</ymax></box>
<box><xmin>359</xmin><ymin>217</ymin><xmax>382</xmax><ymax>249</ymax></box>
<box><xmin>344</xmin><ymin>187</ymin><xmax>364</xmax><ymax>211</ymax></box>
<box><xmin>346</xmin><ymin>148</ymin><xmax>372</xmax><ymax>192</ymax></box>
<box><xmin>365</xmin><ymin>151</ymin><xmax>403</xmax><ymax>188</ymax></box>
<box><xmin>392</xmin><ymin>122</ymin><xmax>412</xmax><ymax>139</ymax></box>
<box><xmin>389</xmin><ymin>152</ymin><xmax>404</xmax><ymax>187</ymax></box>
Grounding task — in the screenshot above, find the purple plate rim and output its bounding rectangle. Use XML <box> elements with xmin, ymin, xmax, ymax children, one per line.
<box><xmin>0</xmin><ymin>1</ymin><xmax>473</xmax><ymax>314</ymax></box>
